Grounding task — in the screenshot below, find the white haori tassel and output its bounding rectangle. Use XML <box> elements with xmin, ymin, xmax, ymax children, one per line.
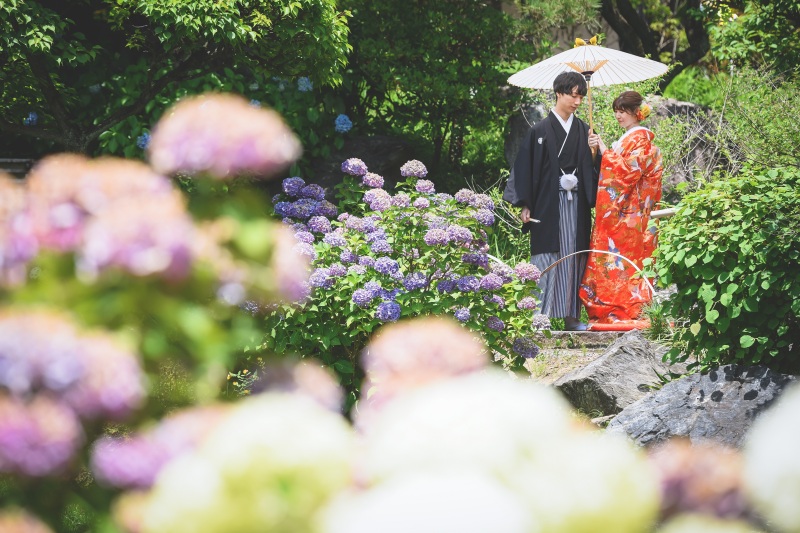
<box><xmin>559</xmin><ymin>173</ymin><xmax>578</xmax><ymax>200</ymax></box>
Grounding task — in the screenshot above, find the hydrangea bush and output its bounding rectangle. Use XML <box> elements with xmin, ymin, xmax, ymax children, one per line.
<box><xmin>264</xmin><ymin>157</ymin><xmax>544</xmax><ymax>401</ymax></box>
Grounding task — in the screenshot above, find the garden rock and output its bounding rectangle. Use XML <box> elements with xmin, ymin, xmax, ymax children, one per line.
<box><xmin>554</xmin><ymin>330</ymin><xmax>683</xmax><ymax>416</ymax></box>
<box><xmin>606</xmin><ymin>364</ymin><xmax>797</xmax><ymax>448</ymax></box>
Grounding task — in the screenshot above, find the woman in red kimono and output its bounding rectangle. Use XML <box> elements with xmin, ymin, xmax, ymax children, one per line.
<box><xmin>582</xmin><ymin>91</ymin><xmax>663</xmax><ymax>326</ymax></box>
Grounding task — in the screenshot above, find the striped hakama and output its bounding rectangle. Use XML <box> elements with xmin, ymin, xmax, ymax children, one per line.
<box><xmin>530</xmin><ymin>189</ymin><xmax>587</xmax><ymax>319</ymax></box>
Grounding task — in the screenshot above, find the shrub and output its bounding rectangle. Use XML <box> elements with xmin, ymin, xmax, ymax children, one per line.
<box><xmin>656</xmin><ymin>165</ymin><xmax>800</xmax><ymax>369</ymax></box>
<box><xmin>263</xmin><ymin>159</ymin><xmax>544</xmax><ymax>401</ymax></box>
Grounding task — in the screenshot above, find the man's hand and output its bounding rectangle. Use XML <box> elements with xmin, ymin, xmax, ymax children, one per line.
<box><xmin>521</xmin><ymin>206</ymin><xmax>532</xmax><ymax>223</ymax></box>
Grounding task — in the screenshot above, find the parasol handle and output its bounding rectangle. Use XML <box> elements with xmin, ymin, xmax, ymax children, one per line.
<box><xmin>584</xmin><ymin>73</ymin><xmax>596</xmax><ymax>157</ymax></box>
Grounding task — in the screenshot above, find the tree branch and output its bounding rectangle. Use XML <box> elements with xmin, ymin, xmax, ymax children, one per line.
<box><xmin>0</xmin><ymin>121</ymin><xmax>67</xmax><ymax>143</ymax></box>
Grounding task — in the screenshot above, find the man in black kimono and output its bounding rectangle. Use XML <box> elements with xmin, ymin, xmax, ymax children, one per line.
<box><xmin>503</xmin><ymin>71</ymin><xmax>599</xmax><ymax>330</ymax></box>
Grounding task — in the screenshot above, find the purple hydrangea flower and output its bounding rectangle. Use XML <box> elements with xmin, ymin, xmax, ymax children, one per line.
<box><xmin>512</xmin><ymin>337</ymin><xmax>540</xmax><ymax>359</ymax></box>
<box><xmin>340</xmin><ymin>249</ymin><xmax>358</xmax><ymax>264</ymax></box>
<box><xmin>362</xmin><ymin>172</ymin><xmax>384</xmax><ymax>188</ymax></box>
<box><xmin>342</xmin><ymin>158</ymin><xmax>368</xmax><ymax>176</ymax></box>
<box><xmin>462</xmin><ymin>252</ymin><xmax>489</xmax><ymax>269</ymax></box>
<box><xmin>457</xmin><ymin>276</ymin><xmax>480</xmax><ymax>292</ymax></box>
<box><xmin>374</xmin><ymin>257</ymin><xmax>399</xmax><ymax>275</ymax></box>
<box><xmin>486</xmin><ymin>316</ymin><xmax>505</xmax><ymax>331</ymax></box>
<box><xmin>390</xmin><ymin>270</ymin><xmax>404</xmax><ymax>281</ymax></box>
<box><xmin>323</xmin><ymin>231</ymin><xmax>347</xmax><ymax>247</ymax></box>
<box><xmin>437</xmin><ymin>279</ymin><xmax>456</xmax><ymax>293</ymax></box>
<box><xmin>337</xmin><ymin>213</ymin><xmax>351</xmax><ymax>222</ymax></box>
<box><xmin>370</xmin><ymin>240</ymin><xmax>392</xmax><ymax>254</ymax></box>
<box><xmin>447</xmin><ymin>225</ymin><xmax>473</xmax><ymax>244</ymax></box>
<box><xmin>335</xmin><ymin>114</ymin><xmax>353</xmax><ymax>133</ymax></box>
<box><xmin>292</xmin><ymin>222</ymin><xmax>308</xmax><ymax>232</ymax></box>
<box><xmin>491</xmin><ymin>263</ymin><xmax>514</xmax><ymax>283</ymax></box>
<box><xmin>307</xmin><ymin>216</ymin><xmax>332</xmax><ymax>234</ymax></box>
<box><xmin>402</xmin><ymin>272</ymin><xmax>428</xmax><ymax>291</ymax></box>
<box><xmin>293</xmin><ymin>242</ymin><xmax>316</xmax><ymax>260</ymax></box>
<box><xmin>454</xmin><ymin>307</ymin><xmax>470</xmax><ymax>322</ymax></box>
<box><xmin>328</xmin><ymin>263</ymin><xmax>347</xmax><ymax>277</ymax></box>
<box><xmin>392</xmin><ymin>193</ymin><xmax>411</xmax><ymax>207</ymax></box>
<box><xmin>348</xmin><ymin>264</ymin><xmax>367</xmax><ymax>275</ymax></box>
<box><xmin>274</xmin><ymin>202</ymin><xmax>293</xmax><ymax>217</ymax></box>
<box><xmin>514</xmin><ymin>262</ymin><xmax>542</xmax><ymax>282</ymax></box>
<box><xmin>455</xmin><ymin>189</ymin><xmax>476</xmax><ymax>204</ymax></box>
<box><xmin>352</xmin><ymin>288</ymin><xmax>374</xmax><ymax>308</ymax></box>
<box><xmin>309</xmin><ymin>268</ymin><xmax>334</xmax><ymax>288</ymax></box>
<box><xmin>518</xmin><ymin>297</ymin><xmax>537</xmax><ymax>310</ymax></box>
<box><xmin>282</xmin><ymin>177</ymin><xmax>305</xmax><ymax>196</ymax></box>
<box><xmin>413</xmin><ymin>198</ymin><xmax>430</xmax><ymax>209</ymax></box>
<box><xmin>479</xmin><ymin>273</ymin><xmax>504</xmax><ymax>291</ymax></box>
<box><xmin>433</xmin><ymin>193</ymin><xmax>453</xmax><ymax>204</ymax></box>
<box><xmin>400</xmin><ymin>160</ymin><xmax>428</xmax><ymax>178</ymax></box>
<box><xmin>299</xmin><ymin>184</ymin><xmax>326</xmax><ymax>201</ymax></box>
<box><xmin>364</xmin><ymin>188</ymin><xmax>390</xmax><ymax>204</ymax></box>
<box><xmin>314</xmin><ymin>201</ymin><xmax>338</xmax><ymax>218</ymax></box>
<box><xmin>294</xmin><ymin>231</ymin><xmax>314</xmax><ymax>244</ymax></box>
<box><xmin>375</xmin><ymin>301</ymin><xmax>402</xmax><ymax>322</ymax></box>
<box><xmin>415</xmin><ymin>179</ymin><xmax>435</xmax><ymax>194</ymax></box>
<box><xmin>370</xmin><ymin>196</ymin><xmax>392</xmax><ymax>212</ymax></box>
<box><xmin>473</xmin><ymin>208</ymin><xmax>495</xmax><ymax>226</ymax></box>
<box><xmin>424</xmin><ymin>214</ymin><xmax>448</xmax><ymax>229</ymax></box>
<box><xmin>359</xmin><ymin>256</ymin><xmax>376</xmax><ymax>268</ymax></box>
<box><xmin>361</xmin><ymin>216</ymin><xmax>379</xmax><ymax>233</ymax></box>
<box><xmin>532</xmin><ymin>314</ymin><xmax>551</xmax><ymax>330</ymax></box>
<box><xmin>470</xmin><ymin>193</ymin><xmax>495</xmax><ymax>210</ymax></box>
<box><xmin>345</xmin><ymin>216</ymin><xmax>365</xmax><ymax>232</ymax></box>
<box><xmin>363</xmin><ymin>281</ymin><xmax>382</xmax><ymax>296</ymax></box>
<box><xmin>484</xmin><ymin>294</ymin><xmax>506</xmax><ymax>308</ymax></box>
<box><xmin>423</xmin><ymin>228</ymin><xmax>449</xmax><ymax>246</ymax></box>
<box><xmin>365</xmin><ymin>229</ymin><xmax>387</xmax><ymax>243</ymax></box>
<box><xmin>289</xmin><ymin>198</ymin><xmax>319</xmax><ymax>219</ymax></box>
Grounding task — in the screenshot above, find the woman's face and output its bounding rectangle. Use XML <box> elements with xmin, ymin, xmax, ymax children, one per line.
<box><xmin>614</xmin><ymin>108</ymin><xmax>639</xmax><ymax>130</ymax></box>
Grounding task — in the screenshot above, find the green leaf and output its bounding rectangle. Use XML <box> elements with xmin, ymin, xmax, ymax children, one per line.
<box><xmin>740</xmin><ymin>335</ymin><xmax>755</xmax><ymax>348</ymax></box>
<box><xmin>706</xmin><ymin>309</ymin><xmax>719</xmax><ymax>323</ymax></box>
<box><xmin>690</xmin><ymin>322</ymin><xmax>701</xmax><ymax>335</ymax></box>
<box><xmin>333</xmin><ymin>360</ymin><xmax>354</xmax><ymax>374</ymax></box>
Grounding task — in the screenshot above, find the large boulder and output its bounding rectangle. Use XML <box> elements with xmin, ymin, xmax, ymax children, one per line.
<box><xmin>606</xmin><ymin>364</ymin><xmax>797</xmax><ymax>448</ymax></box>
<box><xmin>554</xmin><ymin>330</ymin><xmax>684</xmax><ymax>416</ymax></box>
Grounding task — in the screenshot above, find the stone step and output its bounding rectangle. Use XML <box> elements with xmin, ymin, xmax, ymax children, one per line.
<box><xmin>532</xmin><ymin>330</ymin><xmax>625</xmax><ymax>350</ymax></box>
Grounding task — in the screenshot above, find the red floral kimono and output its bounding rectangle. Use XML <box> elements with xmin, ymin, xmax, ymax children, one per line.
<box><xmin>580</xmin><ymin>127</ymin><xmax>663</xmax><ymax>325</ymax></box>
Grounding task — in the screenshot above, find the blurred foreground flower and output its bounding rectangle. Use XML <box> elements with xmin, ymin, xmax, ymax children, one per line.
<box><xmin>657</xmin><ymin>514</ymin><xmax>761</xmax><ymax>533</ymax></box>
<box><xmin>250</xmin><ymin>359</ymin><xmax>343</xmax><ymax>412</ymax></box>
<box><xmin>148</xmin><ymin>93</ymin><xmax>301</xmax><ymax>179</ymax></box>
<box><xmin>744</xmin><ymin>384</ymin><xmax>800</xmax><ymax>533</ymax></box>
<box><xmin>0</xmin><ymin>175</ymin><xmax>35</xmax><ymax>286</ymax></box>
<box><xmin>0</xmin><ymin>509</ymin><xmax>53</xmax><ymax>533</ymax></box>
<box><xmin>140</xmin><ymin>394</ymin><xmax>353</xmax><ymax>533</ymax></box>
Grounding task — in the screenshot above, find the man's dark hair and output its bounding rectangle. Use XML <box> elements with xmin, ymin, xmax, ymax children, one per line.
<box><xmin>553</xmin><ymin>72</ymin><xmax>587</xmax><ymax>96</ymax></box>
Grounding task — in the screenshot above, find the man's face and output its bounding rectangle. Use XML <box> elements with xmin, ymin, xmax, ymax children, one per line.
<box><xmin>555</xmin><ymin>86</ymin><xmax>583</xmax><ymax>115</ymax></box>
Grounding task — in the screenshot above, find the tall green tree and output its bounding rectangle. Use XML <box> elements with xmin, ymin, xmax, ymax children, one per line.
<box><xmin>0</xmin><ymin>0</ymin><xmax>350</xmax><ymax>153</ymax></box>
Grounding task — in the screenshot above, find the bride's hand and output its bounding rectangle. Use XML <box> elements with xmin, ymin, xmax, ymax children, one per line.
<box><xmin>588</xmin><ymin>131</ymin><xmax>606</xmax><ymax>154</ymax></box>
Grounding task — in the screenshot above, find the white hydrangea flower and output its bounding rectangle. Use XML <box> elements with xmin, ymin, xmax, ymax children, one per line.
<box><xmin>320</xmin><ymin>471</ymin><xmax>530</xmax><ymax>533</ymax></box>
<box><xmin>142</xmin><ymin>393</ymin><xmax>354</xmax><ymax>533</ymax></box>
<box><xmin>744</xmin><ymin>384</ymin><xmax>800</xmax><ymax>533</ymax></box>
<box><xmin>657</xmin><ymin>514</ymin><xmax>758</xmax><ymax>533</ymax></box>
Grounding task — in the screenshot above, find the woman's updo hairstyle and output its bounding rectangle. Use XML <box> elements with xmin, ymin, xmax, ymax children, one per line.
<box><xmin>612</xmin><ymin>91</ymin><xmax>643</xmax><ymax>115</ymax></box>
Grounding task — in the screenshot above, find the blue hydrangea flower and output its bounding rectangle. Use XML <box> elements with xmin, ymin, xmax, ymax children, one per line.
<box><xmin>370</xmin><ymin>196</ymin><xmax>392</xmax><ymax>212</ymax></box>
<box><xmin>486</xmin><ymin>316</ymin><xmax>505</xmax><ymax>331</ymax></box>
<box><xmin>289</xmin><ymin>199</ymin><xmax>319</xmax><ymax>219</ymax></box>
<box><xmin>323</xmin><ymin>231</ymin><xmax>347</xmax><ymax>247</ymax></box>
<box><xmin>342</xmin><ymin>158</ymin><xmax>368</xmax><ymax>176</ymax></box>
<box><xmin>413</xmin><ymin>198</ymin><xmax>430</xmax><ymax>209</ymax></box>
<box><xmin>402</xmin><ymin>272</ymin><xmax>428</xmax><ymax>291</ymax></box>
<box><xmin>437</xmin><ymin>279</ymin><xmax>456</xmax><ymax>293</ymax></box>
<box><xmin>462</xmin><ymin>253</ymin><xmax>489</xmax><ymax>269</ymax></box>
<box><xmin>518</xmin><ymin>296</ymin><xmax>537</xmax><ymax>310</ymax></box>
<box><xmin>512</xmin><ymin>337</ymin><xmax>540</xmax><ymax>358</ymax></box>
<box><xmin>470</xmin><ymin>193</ymin><xmax>495</xmax><ymax>211</ymax></box>
<box><xmin>136</xmin><ymin>131</ymin><xmax>150</xmax><ymax>149</ymax></box>
<box><xmin>455</xmin><ymin>189</ymin><xmax>476</xmax><ymax>204</ymax></box>
<box><xmin>454</xmin><ymin>307</ymin><xmax>470</xmax><ymax>322</ymax></box>
<box><xmin>340</xmin><ymin>249</ymin><xmax>358</xmax><ymax>264</ymax></box>
<box><xmin>479</xmin><ymin>273</ymin><xmax>504</xmax><ymax>291</ymax></box>
<box><xmin>423</xmin><ymin>228</ymin><xmax>449</xmax><ymax>246</ymax></box>
<box><xmin>400</xmin><ymin>159</ymin><xmax>428</xmax><ymax>178</ymax></box>
<box><xmin>309</xmin><ymin>267</ymin><xmax>333</xmax><ymax>288</ymax></box>
<box><xmin>363</xmin><ymin>281</ymin><xmax>382</xmax><ymax>296</ymax></box>
<box><xmin>297</xmin><ymin>77</ymin><xmax>313</xmax><ymax>92</ymax></box>
<box><xmin>375</xmin><ymin>301</ymin><xmax>402</xmax><ymax>322</ymax></box>
<box><xmin>365</xmin><ymin>229</ymin><xmax>387</xmax><ymax>243</ymax></box>
<box><xmin>335</xmin><ymin>114</ymin><xmax>353</xmax><ymax>133</ymax></box>
<box><xmin>300</xmin><ymin>184</ymin><xmax>326</xmax><ymax>201</ymax></box>
<box><xmin>307</xmin><ymin>216</ymin><xmax>332</xmax><ymax>234</ymax></box>
<box><xmin>370</xmin><ymin>240</ymin><xmax>392</xmax><ymax>254</ymax></box>
<box><xmin>457</xmin><ymin>276</ymin><xmax>480</xmax><ymax>292</ymax></box>
<box><xmin>250</xmin><ymin>99</ymin><xmax>261</xmax><ymax>107</ymax></box>
<box><xmin>379</xmin><ymin>288</ymin><xmax>402</xmax><ymax>301</ymax></box>
<box><xmin>362</xmin><ymin>172</ymin><xmax>384</xmax><ymax>188</ymax></box>
<box><xmin>473</xmin><ymin>208</ymin><xmax>495</xmax><ymax>226</ymax></box>
<box><xmin>359</xmin><ymin>256</ymin><xmax>376</xmax><ymax>268</ymax></box>
<box><xmin>294</xmin><ymin>231</ymin><xmax>314</xmax><ymax>244</ymax></box>
<box><xmin>415</xmin><ymin>179</ymin><xmax>435</xmax><ymax>194</ymax></box>
<box><xmin>274</xmin><ymin>202</ymin><xmax>293</xmax><ymax>217</ymax></box>
<box><xmin>392</xmin><ymin>193</ymin><xmax>411</xmax><ymax>207</ymax></box>
<box><xmin>374</xmin><ymin>257</ymin><xmax>399</xmax><ymax>275</ymax></box>
<box><xmin>23</xmin><ymin>112</ymin><xmax>39</xmax><ymax>126</ymax></box>
<box><xmin>283</xmin><ymin>177</ymin><xmax>305</xmax><ymax>196</ymax></box>
<box><xmin>352</xmin><ymin>288</ymin><xmax>374</xmax><ymax>308</ymax></box>
<box><xmin>314</xmin><ymin>200</ymin><xmax>338</xmax><ymax>219</ymax></box>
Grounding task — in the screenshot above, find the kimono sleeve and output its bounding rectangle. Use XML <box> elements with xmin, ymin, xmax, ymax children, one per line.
<box><xmin>602</xmin><ymin>134</ymin><xmax>660</xmax><ymax>189</ymax></box>
<box><xmin>503</xmin><ymin>128</ymin><xmax>535</xmax><ymax>209</ymax></box>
